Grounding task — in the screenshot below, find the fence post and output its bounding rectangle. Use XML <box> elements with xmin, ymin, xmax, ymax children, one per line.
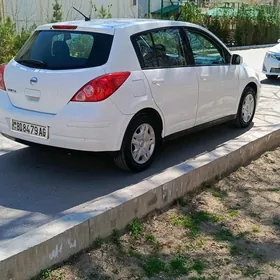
<box><xmin>1</xmin><ymin>0</ymin><xmax>5</xmax><ymax>23</ymax></box>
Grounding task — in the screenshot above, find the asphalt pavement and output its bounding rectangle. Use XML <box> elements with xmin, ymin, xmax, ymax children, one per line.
<box><xmin>0</xmin><ymin>47</ymin><xmax>276</xmax><ymax>246</ymax></box>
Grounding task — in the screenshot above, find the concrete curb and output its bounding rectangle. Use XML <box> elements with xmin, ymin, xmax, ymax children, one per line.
<box><xmin>229</xmin><ymin>43</ymin><xmax>275</xmax><ymax>51</ymax></box>
<box><xmin>1</xmin><ymin>123</ymin><xmax>280</xmax><ymax>280</ymax></box>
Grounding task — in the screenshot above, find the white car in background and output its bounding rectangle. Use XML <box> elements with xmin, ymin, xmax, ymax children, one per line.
<box><xmin>263</xmin><ymin>39</ymin><xmax>280</xmax><ymax>80</ymax></box>
<box><xmin>0</xmin><ymin>19</ymin><xmax>260</xmax><ymax>172</ymax></box>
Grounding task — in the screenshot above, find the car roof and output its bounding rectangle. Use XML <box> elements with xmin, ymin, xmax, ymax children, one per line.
<box><xmin>37</xmin><ymin>18</ymin><xmax>198</xmax><ymax>34</ymax></box>
<box><xmin>35</xmin><ymin>18</ymin><xmax>230</xmax><ymax>53</ymax></box>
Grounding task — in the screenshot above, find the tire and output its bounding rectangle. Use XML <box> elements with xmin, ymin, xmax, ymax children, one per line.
<box><xmin>234</xmin><ymin>86</ymin><xmax>257</xmax><ymax>128</ymax></box>
<box><xmin>113</xmin><ymin>114</ymin><xmax>161</xmax><ymax>172</ymax></box>
<box><xmin>266</xmin><ymin>75</ymin><xmax>278</xmax><ymax>80</ymax></box>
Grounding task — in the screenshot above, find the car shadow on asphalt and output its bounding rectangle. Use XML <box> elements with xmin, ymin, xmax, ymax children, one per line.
<box><xmin>0</xmin><ymin>122</ymin><xmax>252</xmax><ymax>242</ymax></box>
<box><xmin>261</xmin><ymin>78</ymin><xmax>280</xmax><ymax>86</ymax></box>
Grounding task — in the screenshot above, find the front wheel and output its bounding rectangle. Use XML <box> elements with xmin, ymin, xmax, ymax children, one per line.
<box><xmin>234</xmin><ymin>86</ymin><xmax>256</xmax><ymax>128</ymax></box>
<box><xmin>113</xmin><ymin>114</ymin><xmax>161</xmax><ymax>172</ymax></box>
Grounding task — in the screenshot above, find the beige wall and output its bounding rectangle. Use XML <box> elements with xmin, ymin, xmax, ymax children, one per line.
<box><xmin>2</xmin><ymin>0</ymin><xmax>138</xmax><ymax>30</ymax></box>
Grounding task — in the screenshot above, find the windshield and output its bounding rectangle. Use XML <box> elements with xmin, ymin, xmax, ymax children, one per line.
<box><xmin>15</xmin><ymin>30</ymin><xmax>113</xmax><ymax>70</ymax></box>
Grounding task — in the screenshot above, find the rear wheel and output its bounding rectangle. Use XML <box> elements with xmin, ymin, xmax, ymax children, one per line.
<box><xmin>266</xmin><ymin>75</ymin><xmax>278</xmax><ymax>80</ymax></box>
<box><xmin>234</xmin><ymin>86</ymin><xmax>256</xmax><ymax>128</ymax></box>
<box><xmin>113</xmin><ymin>114</ymin><xmax>161</xmax><ymax>172</ymax></box>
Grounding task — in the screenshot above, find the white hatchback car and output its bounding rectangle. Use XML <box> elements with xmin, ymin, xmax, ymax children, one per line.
<box><xmin>0</xmin><ymin>19</ymin><xmax>260</xmax><ymax>172</ymax></box>
<box><xmin>263</xmin><ymin>40</ymin><xmax>280</xmax><ymax>80</ymax></box>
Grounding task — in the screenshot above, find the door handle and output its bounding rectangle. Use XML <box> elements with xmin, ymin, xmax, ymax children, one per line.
<box><xmin>152</xmin><ymin>78</ymin><xmax>164</xmax><ymax>84</ymax></box>
<box><xmin>200</xmin><ymin>74</ymin><xmax>209</xmax><ymax>81</ymax></box>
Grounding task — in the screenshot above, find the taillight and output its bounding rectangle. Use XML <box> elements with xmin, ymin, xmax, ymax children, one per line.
<box><xmin>71</xmin><ymin>72</ymin><xmax>131</xmax><ymax>102</ymax></box>
<box><xmin>0</xmin><ymin>64</ymin><xmax>6</xmax><ymax>91</ymax></box>
<box><xmin>52</xmin><ymin>25</ymin><xmax>77</xmax><ymax>30</ymax></box>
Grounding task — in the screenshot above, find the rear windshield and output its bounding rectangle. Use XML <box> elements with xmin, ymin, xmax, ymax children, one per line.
<box><xmin>15</xmin><ymin>30</ymin><xmax>113</xmax><ymax>70</ymax></box>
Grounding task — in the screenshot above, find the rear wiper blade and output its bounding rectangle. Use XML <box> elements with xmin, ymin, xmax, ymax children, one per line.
<box><xmin>17</xmin><ymin>59</ymin><xmax>47</xmax><ymax>68</ymax></box>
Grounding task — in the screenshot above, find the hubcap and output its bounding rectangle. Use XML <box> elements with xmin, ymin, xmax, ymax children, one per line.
<box><xmin>242</xmin><ymin>93</ymin><xmax>255</xmax><ymax>123</ymax></box>
<box><xmin>131</xmin><ymin>123</ymin><xmax>156</xmax><ymax>165</ymax></box>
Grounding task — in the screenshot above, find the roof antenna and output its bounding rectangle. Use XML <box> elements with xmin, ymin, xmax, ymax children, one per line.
<box><xmin>73</xmin><ymin>7</ymin><xmax>91</xmax><ymax>21</ymax></box>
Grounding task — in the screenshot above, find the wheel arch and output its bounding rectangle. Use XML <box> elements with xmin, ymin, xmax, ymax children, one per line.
<box><xmin>128</xmin><ymin>107</ymin><xmax>164</xmax><ymax>138</ymax></box>
<box><xmin>245</xmin><ymin>82</ymin><xmax>258</xmax><ymax>95</ymax></box>
<box><xmin>237</xmin><ymin>81</ymin><xmax>259</xmax><ymax>112</ymax></box>
<box><xmin>113</xmin><ymin>108</ymin><xmax>165</xmax><ymax>171</ymax></box>
<box><xmin>118</xmin><ymin>107</ymin><xmax>165</xmax><ymax>150</ymax></box>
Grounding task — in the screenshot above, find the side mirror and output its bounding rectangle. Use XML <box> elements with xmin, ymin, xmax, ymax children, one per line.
<box><xmin>231</xmin><ymin>54</ymin><xmax>243</xmax><ymax>65</ymax></box>
<box><xmin>277</xmin><ymin>39</ymin><xmax>280</xmax><ymax>43</ymax></box>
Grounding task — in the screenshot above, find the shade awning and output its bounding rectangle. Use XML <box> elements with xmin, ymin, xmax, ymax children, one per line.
<box><xmin>151</xmin><ymin>5</ymin><xmax>180</xmax><ymax>15</ymax></box>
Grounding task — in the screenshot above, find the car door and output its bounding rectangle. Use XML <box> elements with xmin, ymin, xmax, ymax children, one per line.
<box><xmin>133</xmin><ymin>27</ymin><xmax>199</xmax><ymax>136</ymax></box>
<box><xmin>185</xmin><ymin>27</ymin><xmax>240</xmax><ymax>126</ymax></box>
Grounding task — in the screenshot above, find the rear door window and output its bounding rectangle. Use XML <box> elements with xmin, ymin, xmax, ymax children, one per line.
<box><xmin>133</xmin><ymin>28</ymin><xmax>187</xmax><ymax>69</ymax></box>
<box><xmin>15</xmin><ymin>30</ymin><xmax>113</xmax><ymax>70</ymax></box>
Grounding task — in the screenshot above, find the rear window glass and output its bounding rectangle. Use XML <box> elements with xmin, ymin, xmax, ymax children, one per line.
<box><xmin>15</xmin><ymin>30</ymin><xmax>113</xmax><ymax>70</ymax></box>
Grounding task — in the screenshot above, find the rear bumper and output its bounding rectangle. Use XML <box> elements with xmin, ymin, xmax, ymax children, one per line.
<box><xmin>0</xmin><ymin>91</ymin><xmax>131</xmax><ymax>152</ymax></box>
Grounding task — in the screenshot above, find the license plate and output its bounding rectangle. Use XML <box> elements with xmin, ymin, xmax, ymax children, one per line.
<box><xmin>11</xmin><ymin>120</ymin><xmax>49</xmax><ymax>139</ymax></box>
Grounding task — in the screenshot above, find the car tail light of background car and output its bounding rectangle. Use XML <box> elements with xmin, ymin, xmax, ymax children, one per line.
<box><xmin>71</xmin><ymin>72</ymin><xmax>131</xmax><ymax>102</ymax></box>
<box><xmin>0</xmin><ymin>64</ymin><xmax>7</xmax><ymax>91</ymax></box>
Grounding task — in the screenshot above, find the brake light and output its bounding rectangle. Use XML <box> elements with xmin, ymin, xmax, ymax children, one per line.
<box><xmin>0</xmin><ymin>64</ymin><xmax>6</xmax><ymax>91</ymax></box>
<box><xmin>52</xmin><ymin>25</ymin><xmax>77</xmax><ymax>30</ymax></box>
<box><xmin>71</xmin><ymin>72</ymin><xmax>131</xmax><ymax>102</ymax></box>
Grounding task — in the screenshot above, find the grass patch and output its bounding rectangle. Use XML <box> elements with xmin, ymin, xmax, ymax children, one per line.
<box><xmin>214</xmin><ymin>228</ymin><xmax>234</xmax><ymax>242</ymax></box>
<box><xmin>93</xmin><ymin>236</ymin><xmax>104</xmax><ymax>248</ymax></box>
<box><xmin>169</xmin><ymin>255</ymin><xmax>189</xmax><ymax>276</ymax></box>
<box><xmin>128</xmin><ymin>218</ymin><xmax>143</xmax><ymax>239</ymax></box>
<box><xmin>177</xmin><ymin>197</ymin><xmax>187</xmax><ymax>207</ymax></box>
<box><xmin>171</xmin><ymin>214</ymin><xmax>192</xmax><ymax>227</ymax></box>
<box><xmin>145</xmin><ymin>233</ymin><xmax>156</xmax><ymax>242</ymax></box>
<box><xmin>211</xmin><ymin>189</ymin><xmax>227</xmax><ymax>201</ymax></box>
<box><xmin>196</xmin><ymin>239</ymin><xmax>205</xmax><ymax>248</ymax></box>
<box><xmin>194</xmin><ymin>211</ymin><xmax>224</xmax><ymax>223</ymax></box>
<box><xmin>185</xmin><ymin>240</ymin><xmax>205</xmax><ymax>252</ymax></box>
<box><xmin>141</xmin><ymin>255</ymin><xmax>208</xmax><ymax>277</ymax></box>
<box><xmin>171</xmin><ymin>214</ymin><xmax>200</xmax><ymax>237</ymax></box>
<box><xmin>192</xmin><ymin>258</ymin><xmax>206</xmax><ymax>275</ymax></box>
<box><xmin>128</xmin><ymin>248</ymin><xmax>141</xmax><ymax>258</ymax></box>
<box><xmin>112</xmin><ymin>229</ymin><xmax>121</xmax><ymax>247</ymax></box>
<box><xmin>142</xmin><ymin>257</ymin><xmax>166</xmax><ymax>276</ymax></box>
<box><xmin>144</xmin><ymin>233</ymin><xmax>161</xmax><ymax>251</ymax></box>
<box><xmin>237</xmin><ymin>231</ymin><xmax>250</xmax><ymax>239</ymax></box>
<box><xmin>39</xmin><ymin>269</ymin><xmax>65</xmax><ymax>280</ymax></box>
<box><xmin>243</xmin><ymin>267</ymin><xmax>262</xmax><ymax>277</ymax></box>
<box><xmin>153</xmin><ymin>240</ymin><xmax>161</xmax><ymax>251</ymax></box>
<box><xmin>229</xmin><ymin>210</ymin><xmax>238</xmax><ymax>217</ymax></box>
<box><xmin>39</xmin><ymin>269</ymin><xmax>53</xmax><ymax>279</ymax></box>
<box><xmin>229</xmin><ymin>244</ymin><xmax>242</xmax><ymax>256</ymax></box>
<box><xmin>171</xmin><ymin>211</ymin><xmax>224</xmax><ymax>238</ymax></box>
<box><xmin>252</xmin><ymin>226</ymin><xmax>260</xmax><ymax>233</ymax></box>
